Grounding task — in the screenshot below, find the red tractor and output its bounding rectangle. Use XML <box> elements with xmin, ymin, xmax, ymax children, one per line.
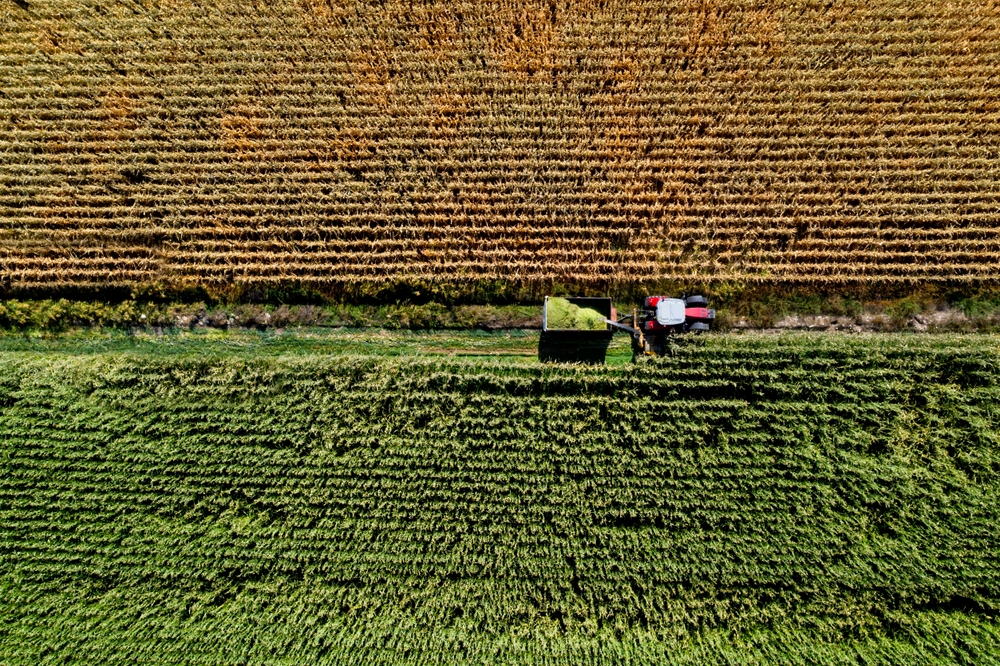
<box><xmin>609</xmin><ymin>294</ymin><xmax>715</xmax><ymax>356</ymax></box>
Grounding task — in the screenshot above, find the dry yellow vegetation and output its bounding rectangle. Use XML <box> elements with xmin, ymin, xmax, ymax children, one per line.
<box><xmin>1</xmin><ymin>0</ymin><xmax>999</xmax><ymax>297</ymax></box>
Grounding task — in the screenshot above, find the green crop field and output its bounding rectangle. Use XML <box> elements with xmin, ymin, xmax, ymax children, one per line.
<box><xmin>2</xmin><ymin>333</ymin><xmax>999</xmax><ymax>664</ymax></box>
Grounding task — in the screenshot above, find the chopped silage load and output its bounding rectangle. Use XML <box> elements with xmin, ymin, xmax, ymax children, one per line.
<box><xmin>546</xmin><ymin>298</ymin><xmax>607</xmax><ymax>330</ymax></box>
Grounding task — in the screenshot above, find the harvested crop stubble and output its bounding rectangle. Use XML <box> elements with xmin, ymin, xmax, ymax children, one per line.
<box><xmin>1</xmin><ymin>334</ymin><xmax>999</xmax><ymax>663</ymax></box>
<box><xmin>545</xmin><ymin>296</ymin><xmax>607</xmax><ymax>329</ymax></box>
<box><xmin>2</xmin><ymin>1</ymin><xmax>1000</xmax><ymax>296</ymax></box>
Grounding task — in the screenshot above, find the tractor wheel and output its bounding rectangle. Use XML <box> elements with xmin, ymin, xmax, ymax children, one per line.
<box><xmin>689</xmin><ymin>322</ymin><xmax>710</xmax><ymax>333</ymax></box>
<box><xmin>685</xmin><ymin>295</ymin><xmax>708</xmax><ymax>307</ymax></box>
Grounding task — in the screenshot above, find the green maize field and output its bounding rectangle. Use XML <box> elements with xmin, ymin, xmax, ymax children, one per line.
<box><xmin>1</xmin><ymin>333</ymin><xmax>999</xmax><ymax>664</ymax></box>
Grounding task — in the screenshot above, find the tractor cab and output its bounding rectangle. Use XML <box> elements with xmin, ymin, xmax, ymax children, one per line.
<box><xmin>654</xmin><ymin>298</ymin><xmax>686</xmax><ymax>326</ymax></box>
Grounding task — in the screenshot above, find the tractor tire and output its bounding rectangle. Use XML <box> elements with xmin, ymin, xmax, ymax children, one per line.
<box><xmin>685</xmin><ymin>295</ymin><xmax>708</xmax><ymax>307</ymax></box>
<box><xmin>689</xmin><ymin>322</ymin><xmax>710</xmax><ymax>333</ymax></box>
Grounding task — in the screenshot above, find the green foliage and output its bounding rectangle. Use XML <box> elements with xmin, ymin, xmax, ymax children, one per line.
<box><xmin>954</xmin><ymin>294</ymin><xmax>1000</xmax><ymax>319</ymax></box>
<box><xmin>824</xmin><ymin>295</ymin><xmax>864</xmax><ymax>318</ymax></box>
<box><xmin>545</xmin><ymin>298</ymin><xmax>606</xmax><ymax>330</ymax></box>
<box><xmin>886</xmin><ymin>297</ymin><xmax>924</xmax><ymax>323</ymax></box>
<box><xmin>0</xmin><ymin>299</ymin><xmax>145</xmax><ymax>330</ymax></box>
<box><xmin>0</xmin><ymin>335</ymin><xmax>999</xmax><ymax>663</ymax></box>
<box><xmin>0</xmin><ymin>300</ymin><xmax>545</xmax><ymax>332</ymax></box>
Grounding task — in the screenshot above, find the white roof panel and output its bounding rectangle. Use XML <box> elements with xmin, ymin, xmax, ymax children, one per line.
<box><xmin>655</xmin><ymin>299</ymin><xmax>686</xmax><ymax>326</ymax></box>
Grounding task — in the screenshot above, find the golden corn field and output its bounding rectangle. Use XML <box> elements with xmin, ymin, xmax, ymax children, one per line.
<box><xmin>2</xmin><ymin>0</ymin><xmax>1000</xmax><ymax>295</ymax></box>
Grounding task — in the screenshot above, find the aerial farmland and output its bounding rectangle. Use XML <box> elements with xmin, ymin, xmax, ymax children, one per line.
<box><xmin>1</xmin><ymin>0</ymin><xmax>999</xmax><ymax>664</ymax></box>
